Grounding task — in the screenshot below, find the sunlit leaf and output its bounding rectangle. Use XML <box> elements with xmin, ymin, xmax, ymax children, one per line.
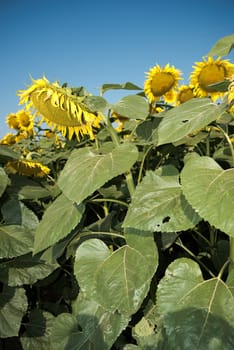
<box><xmin>95</xmin><ymin>245</ymin><xmax>154</xmax><ymax>315</ymax></box>
<box><xmin>0</xmin><ymin>285</ymin><xmax>27</xmax><ymax>337</ymax></box>
<box><xmin>0</xmin><ymin>145</ymin><xmax>20</xmax><ymax>161</ymax></box>
<box><xmin>123</xmin><ymin>166</ymin><xmax>200</xmax><ymax>232</ymax></box>
<box><xmin>34</xmin><ymin>194</ymin><xmax>85</xmax><ymax>254</ymax></box>
<box><xmin>181</xmin><ymin>155</ymin><xmax>234</xmax><ymax>237</ymax></box>
<box><xmin>157</xmin><ymin>98</ymin><xmax>227</xmax><ymax>146</ymax></box>
<box><xmin>0</xmin><ymin>253</ymin><xmax>58</xmax><ymax>286</ymax></box>
<box><xmin>0</xmin><ymin>225</ymin><xmax>34</xmax><ymax>258</ymax></box>
<box><xmin>57</xmin><ymin>143</ymin><xmax>138</xmax><ymax>204</ymax></box>
<box><xmin>207</xmin><ymin>34</ymin><xmax>234</xmax><ymax>56</ymax></box>
<box><xmin>0</xmin><ymin>167</ymin><xmax>9</xmax><ymax>197</ymax></box>
<box><xmin>20</xmin><ymin>310</ymin><xmax>55</xmax><ymax>350</ymax></box>
<box><xmin>111</xmin><ymin>95</ymin><xmax>149</xmax><ymax>120</ymax></box>
<box><xmin>100</xmin><ymin>82</ymin><xmax>142</xmax><ymax>95</ymax></box>
<box><xmin>157</xmin><ymin>258</ymin><xmax>234</xmax><ymax>349</ymax></box>
<box><xmin>84</xmin><ymin>95</ymin><xmax>108</xmax><ymax>112</ymax></box>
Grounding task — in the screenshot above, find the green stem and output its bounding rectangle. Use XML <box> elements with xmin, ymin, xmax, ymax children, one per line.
<box><xmin>229</xmin><ymin>237</ymin><xmax>234</xmax><ymax>273</ymax></box>
<box><xmin>217</xmin><ymin>125</ymin><xmax>234</xmax><ymax>167</ymax></box>
<box><xmin>90</xmin><ymin>198</ymin><xmax>129</xmax><ymax>208</ymax></box>
<box><xmin>137</xmin><ymin>145</ymin><xmax>154</xmax><ymax>184</ymax></box>
<box><xmin>106</xmin><ymin>109</ymin><xmax>135</xmax><ymax>198</ymax></box>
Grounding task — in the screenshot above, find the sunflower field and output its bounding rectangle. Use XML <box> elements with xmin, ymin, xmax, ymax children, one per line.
<box><xmin>1</xmin><ymin>34</ymin><xmax>234</xmax><ymax>349</ymax></box>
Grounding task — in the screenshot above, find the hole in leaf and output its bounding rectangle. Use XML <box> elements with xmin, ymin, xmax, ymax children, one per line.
<box><xmin>182</xmin><ymin>119</ymin><xmax>189</xmax><ymax>123</ymax></box>
<box><xmin>162</xmin><ymin>216</ymin><xmax>170</xmax><ymax>223</ymax></box>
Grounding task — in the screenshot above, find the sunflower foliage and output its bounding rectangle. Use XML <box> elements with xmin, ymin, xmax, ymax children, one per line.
<box><xmin>1</xmin><ymin>35</ymin><xmax>234</xmax><ymax>350</ymax></box>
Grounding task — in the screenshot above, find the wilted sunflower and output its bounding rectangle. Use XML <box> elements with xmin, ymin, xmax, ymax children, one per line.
<box><xmin>176</xmin><ymin>85</ymin><xmax>194</xmax><ymax>105</ymax></box>
<box><xmin>190</xmin><ymin>57</ymin><xmax>234</xmax><ymax>101</ymax></box>
<box><xmin>5</xmin><ymin>159</ymin><xmax>50</xmax><ymax>178</ymax></box>
<box><xmin>144</xmin><ymin>64</ymin><xmax>182</xmax><ymax>103</ymax></box>
<box><xmin>17</xmin><ymin>76</ymin><xmax>102</xmax><ymax>141</ymax></box>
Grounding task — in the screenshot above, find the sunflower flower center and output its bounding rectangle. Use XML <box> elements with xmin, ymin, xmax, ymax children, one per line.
<box><xmin>198</xmin><ymin>64</ymin><xmax>225</xmax><ymax>91</ymax></box>
<box><xmin>151</xmin><ymin>73</ymin><xmax>175</xmax><ymax>96</ymax></box>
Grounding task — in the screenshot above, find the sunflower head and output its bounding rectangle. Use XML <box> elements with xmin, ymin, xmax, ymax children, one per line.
<box><xmin>17</xmin><ymin>76</ymin><xmax>102</xmax><ymax>141</ymax></box>
<box><xmin>5</xmin><ymin>159</ymin><xmax>50</xmax><ymax>178</ymax></box>
<box><xmin>144</xmin><ymin>63</ymin><xmax>182</xmax><ymax>103</ymax></box>
<box><xmin>176</xmin><ymin>85</ymin><xmax>195</xmax><ymax>105</ymax></box>
<box><xmin>6</xmin><ymin>113</ymin><xmax>20</xmax><ymax>130</ymax></box>
<box><xmin>0</xmin><ymin>133</ymin><xmax>17</xmax><ymax>145</ymax></box>
<box><xmin>16</xmin><ymin>110</ymin><xmax>34</xmax><ymax>132</ymax></box>
<box><xmin>190</xmin><ymin>57</ymin><xmax>234</xmax><ymax>101</ymax></box>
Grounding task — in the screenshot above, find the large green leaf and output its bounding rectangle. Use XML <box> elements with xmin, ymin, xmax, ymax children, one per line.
<box><xmin>0</xmin><ymin>145</ymin><xmax>20</xmax><ymax>161</ymax></box>
<box><xmin>20</xmin><ymin>310</ymin><xmax>55</xmax><ymax>350</ymax></box>
<box><xmin>111</xmin><ymin>95</ymin><xmax>149</xmax><ymax>120</ymax></box>
<box><xmin>156</xmin><ymin>258</ymin><xmax>234</xmax><ymax>349</ymax></box>
<box><xmin>181</xmin><ymin>155</ymin><xmax>234</xmax><ymax>237</ymax></box>
<box><xmin>74</xmin><ymin>239</ymin><xmax>111</xmax><ymax>299</ymax></box>
<box><xmin>0</xmin><ymin>167</ymin><xmax>9</xmax><ymax>197</ymax></box>
<box><xmin>57</xmin><ymin>143</ymin><xmax>138</xmax><ymax>204</ymax></box>
<box><xmin>0</xmin><ymin>285</ymin><xmax>27</xmax><ymax>337</ymax></box>
<box><xmin>123</xmin><ymin>166</ymin><xmax>200</xmax><ymax>232</ymax></box>
<box><xmin>7</xmin><ymin>175</ymin><xmax>51</xmax><ymax>199</ymax></box>
<box><xmin>157</xmin><ymin>98</ymin><xmax>227</xmax><ymax>146</ymax></box>
<box><xmin>34</xmin><ymin>194</ymin><xmax>85</xmax><ymax>254</ymax></box>
<box><xmin>0</xmin><ymin>225</ymin><xmax>34</xmax><ymax>258</ymax></box>
<box><xmin>83</xmin><ymin>95</ymin><xmax>108</xmax><ymax>112</ymax></box>
<box><xmin>2</xmin><ymin>198</ymin><xmax>39</xmax><ymax>230</ymax></box>
<box><xmin>95</xmin><ymin>245</ymin><xmax>153</xmax><ymax>315</ymax></box>
<box><xmin>0</xmin><ymin>253</ymin><xmax>58</xmax><ymax>286</ymax></box>
<box><xmin>207</xmin><ymin>34</ymin><xmax>234</xmax><ymax>56</ymax></box>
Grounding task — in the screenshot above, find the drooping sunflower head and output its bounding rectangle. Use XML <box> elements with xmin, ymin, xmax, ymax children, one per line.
<box><xmin>190</xmin><ymin>56</ymin><xmax>234</xmax><ymax>101</ymax></box>
<box><xmin>176</xmin><ymin>85</ymin><xmax>195</xmax><ymax>105</ymax></box>
<box><xmin>0</xmin><ymin>133</ymin><xmax>17</xmax><ymax>145</ymax></box>
<box><xmin>17</xmin><ymin>76</ymin><xmax>102</xmax><ymax>141</ymax></box>
<box><xmin>144</xmin><ymin>63</ymin><xmax>182</xmax><ymax>103</ymax></box>
<box><xmin>5</xmin><ymin>159</ymin><xmax>50</xmax><ymax>178</ymax></box>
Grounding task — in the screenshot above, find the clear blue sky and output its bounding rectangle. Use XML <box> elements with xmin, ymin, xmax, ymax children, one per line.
<box><xmin>0</xmin><ymin>0</ymin><xmax>234</xmax><ymax>138</ymax></box>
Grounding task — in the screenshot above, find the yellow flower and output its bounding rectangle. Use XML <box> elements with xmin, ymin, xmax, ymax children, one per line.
<box><xmin>176</xmin><ymin>85</ymin><xmax>195</xmax><ymax>105</ymax></box>
<box><xmin>144</xmin><ymin>64</ymin><xmax>182</xmax><ymax>103</ymax></box>
<box><xmin>0</xmin><ymin>133</ymin><xmax>17</xmax><ymax>145</ymax></box>
<box><xmin>16</xmin><ymin>109</ymin><xmax>34</xmax><ymax>132</ymax></box>
<box><xmin>17</xmin><ymin>76</ymin><xmax>102</xmax><ymax>141</ymax></box>
<box><xmin>190</xmin><ymin>57</ymin><xmax>234</xmax><ymax>101</ymax></box>
<box><xmin>6</xmin><ymin>113</ymin><xmax>20</xmax><ymax>130</ymax></box>
<box><xmin>5</xmin><ymin>159</ymin><xmax>50</xmax><ymax>178</ymax></box>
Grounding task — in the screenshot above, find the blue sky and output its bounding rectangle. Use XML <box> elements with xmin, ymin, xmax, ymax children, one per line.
<box><xmin>0</xmin><ymin>0</ymin><xmax>234</xmax><ymax>138</ymax></box>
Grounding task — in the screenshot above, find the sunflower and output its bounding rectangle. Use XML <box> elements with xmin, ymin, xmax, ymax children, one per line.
<box><xmin>6</xmin><ymin>113</ymin><xmax>20</xmax><ymax>130</ymax></box>
<box><xmin>176</xmin><ymin>85</ymin><xmax>195</xmax><ymax>105</ymax></box>
<box><xmin>0</xmin><ymin>133</ymin><xmax>17</xmax><ymax>145</ymax></box>
<box><xmin>5</xmin><ymin>159</ymin><xmax>50</xmax><ymax>178</ymax></box>
<box><xmin>144</xmin><ymin>64</ymin><xmax>182</xmax><ymax>103</ymax></box>
<box><xmin>16</xmin><ymin>109</ymin><xmax>34</xmax><ymax>132</ymax></box>
<box><xmin>17</xmin><ymin>76</ymin><xmax>102</xmax><ymax>141</ymax></box>
<box><xmin>190</xmin><ymin>57</ymin><xmax>234</xmax><ymax>101</ymax></box>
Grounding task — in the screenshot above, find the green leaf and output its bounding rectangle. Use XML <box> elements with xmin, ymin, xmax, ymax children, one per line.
<box><xmin>0</xmin><ymin>285</ymin><xmax>27</xmax><ymax>337</ymax></box>
<box><xmin>0</xmin><ymin>225</ymin><xmax>34</xmax><ymax>258</ymax></box>
<box><xmin>207</xmin><ymin>34</ymin><xmax>234</xmax><ymax>56</ymax></box>
<box><xmin>157</xmin><ymin>258</ymin><xmax>234</xmax><ymax>349</ymax></box>
<box><xmin>0</xmin><ymin>167</ymin><xmax>9</xmax><ymax>197</ymax></box>
<box><xmin>181</xmin><ymin>155</ymin><xmax>234</xmax><ymax>237</ymax></box>
<box><xmin>74</xmin><ymin>239</ymin><xmax>111</xmax><ymax>299</ymax></box>
<box><xmin>0</xmin><ymin>253</ymin><xmax>58</xmax><ymax>286</ymax></box>
<box><xmin>95</xmin><ymin>245</ymin><xmax>154</xmax><ymax>315</ymax></box>
<box><xmin>123</xmin><ymin>166</ymin><xmax>200</xmax><ymax>232</ymax></box>
<box><xmin>112</xmin><ymin>95</ymin><xmax>149</xmax><ymax>120</ymax></box>
<box><xmin>84</xmin><ymin>95</ymin><xmax>108</xmax><ymax>112</ymax></box>
<box><xmin>2</xmin><ymin>198</ymin><xmax>39</xmax><ymax>230</ymax></box>
<box><xmin>72</xmin><ymin>296</ymin><xmax>130</xmax><ymax>349</ymax></box>
<box><xmin>0</xmin><ymin>145</ymin><xmax>20</xmax><ymax>161</ymax></box>
<box><xmin>100</xmin><ymin>82</ymin><xmax>142</xmax><ymax>95</ymax></box>
<box><xmin>34</xmin><ymin>194</ymin><xmax>85</xmax><ymax>254</ymax></box>
<box><xmin>157</xmin><ymin>98</ymin><xmax>227</xmax><ymax>146</ymax></box>
<box><xmin>57</xmin><ymin>143</ymin><xmax>138</xmax><ymax>204</ymax></box>
<box><xmin>7</xmin><ymin>175</ymin><xmax>51</xmax><ymax>200</ymax></box>
<box><xmin>20</xmin><ymin>310</ymin><xmax>55</xmax><ymax>350</ymax></box>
